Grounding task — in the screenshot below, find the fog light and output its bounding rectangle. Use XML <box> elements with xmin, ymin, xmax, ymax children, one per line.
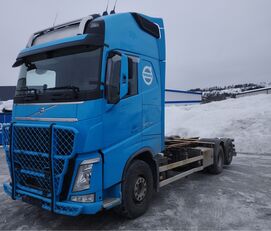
<box><xmin>71</xmin><ymin>194</ymin><xmax>95</xmax><ymax>203</ymax></box>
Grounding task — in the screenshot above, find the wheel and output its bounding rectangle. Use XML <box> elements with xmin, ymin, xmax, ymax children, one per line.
<box><xmin>115</xmin><ymin>160</ymin><xmax>153</xmax><ymax>219</ymax></box>
<box><xmin>224</xmin><ymin>140</ymin><xmax>234</xmax><ymax>165</ymax></box>
<box><xmin>207</xmin><ymin>145</ymin><xmax>224</xmax><ymax>174</ymax></box>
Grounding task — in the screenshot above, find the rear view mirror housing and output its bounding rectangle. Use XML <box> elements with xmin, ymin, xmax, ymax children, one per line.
<box><xmin>106</xmin><ymin>51</ymin><xmax>129</xmax><ymax>104</ymax></box>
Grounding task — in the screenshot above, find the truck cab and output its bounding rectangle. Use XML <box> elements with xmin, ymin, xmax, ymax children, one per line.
<box><xmin>3</xmin><ymin>12</ymin><xmax>236</xmax><ymax>219</ymax></box>
<box><xmin>3</xmin><ymin>12</ymin><xmax>166</xmax><ymax>217</ymax></box>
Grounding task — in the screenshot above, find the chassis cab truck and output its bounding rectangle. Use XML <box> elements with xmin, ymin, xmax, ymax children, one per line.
<box><xmin>3</xmin><ymin>12</ymin><xmax>236</xmax><ymax>218</ymax></box>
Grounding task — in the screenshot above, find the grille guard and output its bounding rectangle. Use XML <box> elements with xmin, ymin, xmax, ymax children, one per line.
<box><xmin>3</xmin><ymin>123</ymin><xmax>78</xmax><ymax>213</ymax></box>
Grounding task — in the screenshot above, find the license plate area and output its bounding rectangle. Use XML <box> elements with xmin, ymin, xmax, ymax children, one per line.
<box><xmin>22</xmin><ymin>195</ymin><xmax>43</xmax><ymax>207</ymax></box>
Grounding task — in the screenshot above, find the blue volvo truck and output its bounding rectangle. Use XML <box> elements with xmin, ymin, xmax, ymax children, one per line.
<box><xmin>2</xmin><ymin>12</ymin><xmax>236</xmax><ymax>219</ymax></box>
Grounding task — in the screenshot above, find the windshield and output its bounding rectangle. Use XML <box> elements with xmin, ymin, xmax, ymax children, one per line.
<box><xmin>15</xmin><ymin>46</ymin><xmax>103</xmax><ymax>103</ymax></box>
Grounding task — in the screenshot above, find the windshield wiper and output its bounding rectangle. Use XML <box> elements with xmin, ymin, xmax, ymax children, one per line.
<box><xmin>16</xmin><ymin>87</ymin><xmax>39</xmax><ymax>100</ymax></box>
<box><xmin>45</xmin><ymin>86</ymin><xmax>80</xmax><ymax>92</ymax></box>
<box><xmin>45</xmin><ymin>86</ymin><xmax>80</xmax><ymax>100</ymax></box>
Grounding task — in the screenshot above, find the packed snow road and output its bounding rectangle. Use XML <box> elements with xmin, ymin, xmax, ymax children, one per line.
<box><xmin>1</xmin><ymin>150</ymin><xmax>271</xmax><ymax>230</ymax></box>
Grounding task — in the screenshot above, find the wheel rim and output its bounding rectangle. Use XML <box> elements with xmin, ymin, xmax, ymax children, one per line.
<box><xmin>134</xmin><ymin>176</ymin><xmax>147</xmax><ymax>202</ymax></box>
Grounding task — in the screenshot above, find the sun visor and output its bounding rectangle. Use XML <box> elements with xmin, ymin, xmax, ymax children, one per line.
<box><xmin>12</xmin><ymin>34</ymin><xmax>104</xmax><ymax>68</ymax></box>
<box><xmin>12</xmin><ymin>15</ymin><xmax>104</xmax><ymax>68</ymax></box>
<box><xmin>12</xmin><ymin>58</ymin><xmax>24</xmax><ymax>68</ymax></box>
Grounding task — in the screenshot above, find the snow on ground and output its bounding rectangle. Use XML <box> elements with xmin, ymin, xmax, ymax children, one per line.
<box><xmin>0</xmin><ymin>100</ymin><xmax>13</xmax><ymax>112</ymax></box>
<box><xmin>203</xmin><ymin>87</ymin><xmax>242</xmax><ymax>96</ymax></box>
<box><xmin>166</xmin><ymin>94</ymin><xmax>271</xmax><ymax>154</ymax></box>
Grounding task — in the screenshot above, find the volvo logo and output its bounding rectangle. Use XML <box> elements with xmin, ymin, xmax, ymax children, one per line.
<box><xmin>29</xmin><ymin>105</ymin><xmax>57</xmax><ymax>117</ymax></box>
<box><xmin>142</xmin><ymin>66</ymin><xmax>153</xmax><ymax>86</ymax></box>
<box><xmin>39</xmin><ymin>107</ymin><xmax>45</xmax><ymax>114</ymax></box>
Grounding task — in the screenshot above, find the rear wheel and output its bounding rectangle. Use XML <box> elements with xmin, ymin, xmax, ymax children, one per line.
<box><xmin>115</xmin><ymin>160</ymin><xmax>153</xmax><ymax>219</ymax></box>
<box><xmin>224</xmin><ymin>140</ymin><xmax>234</xmax><ymax>165</ymax></box>
<box><xmin>207</xmin><ymin>145</ymin><xmax>224</xmax><ymax>174</ymax></box>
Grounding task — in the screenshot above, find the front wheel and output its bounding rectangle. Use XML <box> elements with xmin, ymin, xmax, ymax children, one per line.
<box><xmin>115</xmin><ymin>160</ymin><xmax>153</xmax><ymax>219</ymax></box>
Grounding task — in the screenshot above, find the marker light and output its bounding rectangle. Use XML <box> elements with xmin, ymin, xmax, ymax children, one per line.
<box><xmin>71</xmin><ymin>194</ymin><xmax>95</xmax><ymax>203</ymax></box>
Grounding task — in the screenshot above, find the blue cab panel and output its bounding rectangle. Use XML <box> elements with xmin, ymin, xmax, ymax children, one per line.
<box><xmin>3</xmin><ymin>12</ymin><xmax>166</xmax><ymax>216</ymax></box>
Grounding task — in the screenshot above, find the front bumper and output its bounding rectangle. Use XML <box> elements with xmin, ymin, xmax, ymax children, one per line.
<box><xmin>4</xmin><ymin>182</ymin><xmax>103</xmax><ymax>216</ymax></box>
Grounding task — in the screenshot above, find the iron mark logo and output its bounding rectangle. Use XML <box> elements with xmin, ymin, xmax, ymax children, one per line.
<box><xmin>142</xmin><ymin>66</ymin><xmax>153</xmax><ymax>86</ymax></box>
<box><xmin>39</xmin><ymin>107</ymin><xmax>45</xmax><ymax>114</ymax></box>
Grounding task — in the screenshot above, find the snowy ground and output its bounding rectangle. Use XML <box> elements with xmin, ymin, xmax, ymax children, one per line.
<box><xmin>0</xmin><ymin>100</ymin><xmax>13</xmax><ymax>112</ymax></box>
<box><xmin>166</xmin><ymin>94</ymin><xmax>271</xmax><ymax>154</ymax></box>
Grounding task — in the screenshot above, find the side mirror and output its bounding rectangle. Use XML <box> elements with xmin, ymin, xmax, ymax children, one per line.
<box><xmin>106</xmin><ymin>52</ymin><xmax>129</xmax><ymax>104</ymax></box>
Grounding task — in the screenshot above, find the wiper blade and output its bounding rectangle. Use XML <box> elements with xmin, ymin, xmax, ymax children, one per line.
<box><xmin>45</xmin><ymin>86</ymin><xmax>80</xmax><ymax>92</ymax></box>
<box><xmin>16</xmin><ymin>87</ymin><xmax>39</xmax><ymax>100</ymax></box>
<box><xmin>45</xmin><ymin>86</ymin><xmax>80</xmax><ymax>100</ymax></box>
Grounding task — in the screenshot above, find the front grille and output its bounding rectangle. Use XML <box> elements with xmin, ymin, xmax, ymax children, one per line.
<box><xmin>13</xmin><ymin>126</ymin><xmax>50</xmax><ymax>154</ymax></box>
<box><xmin>12</xmin><ymin>126</ymin><xmax>75</xmax><ymax>156</ymax></box>
<box><xmin>3</xmin><ymin>124</ymin><xmax>77</xmax><ymax>198</ymax></box>
<box><xmin>54</xmin><ymin>128</ymin><xmax>75</xmax><ymax>156</ymax></box>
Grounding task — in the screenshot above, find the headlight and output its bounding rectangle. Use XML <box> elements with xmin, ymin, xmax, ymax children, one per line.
<box><xmin>73</xmin><ymin>158</ymin><xmax>100</xmax><ymax>192</ymax></box>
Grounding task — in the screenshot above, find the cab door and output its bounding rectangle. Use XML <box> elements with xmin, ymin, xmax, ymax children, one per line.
<box><xmin>103</xmin><ymin>51</ymin><xmax>142</xmax><ymax>150</ymax></box>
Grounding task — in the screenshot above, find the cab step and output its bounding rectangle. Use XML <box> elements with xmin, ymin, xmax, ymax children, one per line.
<box><xmin>103</xmin><ymin>198</ymin><xmax>121</xmax><ymax>209</ymax></box>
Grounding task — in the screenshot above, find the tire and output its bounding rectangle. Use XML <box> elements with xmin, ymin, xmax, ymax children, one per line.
<box><xmin>207</xmin><ymin>145</ymin><xmax>224</xmax><ymax>174</ymax></box>
<box><xmin>224</xmin><ymin>140</ymin><xmax>234</xmax><ymax>165</ymax></box>
<box><xmin>115</xmin><ymin>160</ymin><xmax>153</xmax><ymax>219</ymax></box>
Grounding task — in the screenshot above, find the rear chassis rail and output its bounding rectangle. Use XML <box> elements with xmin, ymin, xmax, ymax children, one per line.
<box><xmin>158</xmin><ymin>137</ymin><xmax>235</xmax><ymax>187</ymax></box>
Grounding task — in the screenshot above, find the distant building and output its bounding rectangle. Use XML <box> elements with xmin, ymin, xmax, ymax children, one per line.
<box><xmin>165</xmin><ymin>89</ymin><xmax>202</xmax><ymax>105</ymax></box>
<box><xmin>0</xmin><ymin>86</ymin><xmax>16</xmax><ymax>101</ymax></box>
<box><xmin>236</xmin><ymin>87</ymin><xmax>271</xmax><ymax>98</ymax></box>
